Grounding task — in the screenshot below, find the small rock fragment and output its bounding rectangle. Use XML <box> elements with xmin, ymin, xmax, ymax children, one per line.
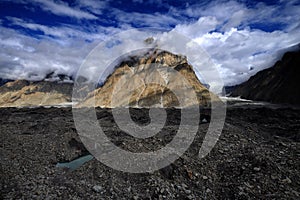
<box><xmin>282</xmin><ymin>177</ymin><xmax>292</xmax><ymax>184</ymax></box>
<box><xmin>253</xmin><ymin>167</ymin><xmax>260</xmax><ymax>172</ymax></box>
<box><xmin>181</xmin><ymin>183</ymin><xmax>188</xmax><ymax>188</ymax></box>
<box><xmin>133</xmin><ymin>196</ymin><xmax>139</xmax><ymax>200</ymax></box>
<box><xmin>186</xmin><ymin>169</ymin><xmax>193</xmax><ymax>179</ymax></box>
<box><xmin>92</xmin><ymin>185</ymin><xmax>102</xmax><ymax>193</ymax></box>
<box><xmin>185</xmin><ymin>189</ymin><xmax>191</xmax><ymax>194</ymax></box>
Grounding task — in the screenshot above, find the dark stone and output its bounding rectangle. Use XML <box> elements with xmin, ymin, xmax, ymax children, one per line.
<box><xmin>159</xmin><ymin>164</ymin><xmax>176</xmax><ymax>180</ymax></box>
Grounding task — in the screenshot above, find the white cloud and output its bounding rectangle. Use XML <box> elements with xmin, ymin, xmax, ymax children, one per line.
<box><xmin>111</xmin><ymin>9</ymin><xmax>181</xmax><ymax>28</ymax></box>
<box><xmin>174</xmin><ymin>16</ymin><xmax>219</xmax><ymax>38</ymax></box>
<box><xmin>171</xmin><ymin>1</ymin><xmax>300</xmax><ymax>85</ymax></box>
<box><xmin>7</xmin><ymin>17</ymin><xmax>107</xmax><ymax>41</ymax></box>
<box><xmin>0</xmin><ymin>27</ymin><xmax>100</xmax><ymax>80</ymax></box>
<box><xmin>192</xmin><ymin>27</ymin><xmax>300</xmax><ymax>85</ymax></box>
<box><xmin>32</xmin><ymin>0</ymin><xmax>98</xmax><ymax>20</ymax></box>
<box><xmin>76</xmin><ymin>0</ymin><xmax>108</xmax><ymax>15</ymax></box>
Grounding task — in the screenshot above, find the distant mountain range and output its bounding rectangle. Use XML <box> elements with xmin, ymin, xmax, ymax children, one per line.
<box><xmin>1</xmin><ymin>48</ymin><xmax>299</xmax><ymax>107</ymax></box>
<box><xmin>231</xmin><ymin>50</ymin><xmax>300</xmax><ymax>105</ymax></box>
<box><xmin>0</xmin><ymin>50</ymin><xmax>216</xmax><ymax>108</ymax></box>
<box><xmin>0</xmin><ymin>80</ymin><xmax>72</xmax><ymax>107</ymax></box>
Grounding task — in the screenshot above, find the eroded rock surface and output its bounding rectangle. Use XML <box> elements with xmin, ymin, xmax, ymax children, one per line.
<box><xmin>0</xmin><ymin>80</ymin><xmax>73</xmax><ymax>107</ymax></box>
<box><xmin>81</xmin><ymin>50</ymin><xmax>217</xmax><ymax>108</ymax></box>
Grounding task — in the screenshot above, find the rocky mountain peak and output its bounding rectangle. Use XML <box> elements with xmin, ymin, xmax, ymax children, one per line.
<box><xmin>81</xmin><ymin>50</ymin><xmax>217</xmax><ymax>108</ymax></box>
<box><xmin>116</xmin><ymin>50</ymin><xmax>187</xmax><ymax>70</ymax></box>
<box><xmin>0</xmin><ymin>50</ymin><xmax>218</xmax><ymax>108</ymax></box>
<box><xmin>44</xmin><ymin>71</ymin><xmax>73</xmax><ymax>82</ymax></box>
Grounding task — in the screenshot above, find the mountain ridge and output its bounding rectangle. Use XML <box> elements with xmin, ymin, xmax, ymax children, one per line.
<box><xmin>231</xmin><ymin>50</ymin><xmax>300</xmax><ymax>105</ymax></box>
<box><xmin>0</xmin><ymin>80</ymin><xmax>73</xmax><ymax>107</ymax></box>
<box><xmin>0</xmin><ymin>50</ymin><xmax>218</xmax><ymax>108</ymax></box>
<box><xmin>80</xmin><ymin>50</ymin><xmax>217</xmax><ymax>108</ymax></box>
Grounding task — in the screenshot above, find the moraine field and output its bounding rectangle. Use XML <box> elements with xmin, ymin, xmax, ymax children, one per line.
<box><xmin>1</xmin><ymin>101</ymin><xmax>300</xmax><ymax>199</ymax></box>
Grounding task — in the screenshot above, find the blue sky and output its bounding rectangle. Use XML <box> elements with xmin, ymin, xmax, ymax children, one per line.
<box><xmin>0</xmin><ymin>0</ymin><xmax>300</xmax><ymax>85</ymax></box>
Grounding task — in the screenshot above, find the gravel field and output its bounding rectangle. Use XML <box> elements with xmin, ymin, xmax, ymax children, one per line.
<box><xmin>1</xmin><ymin>106</ymin><xmax>300</xmax><ymax>199</ymax></box>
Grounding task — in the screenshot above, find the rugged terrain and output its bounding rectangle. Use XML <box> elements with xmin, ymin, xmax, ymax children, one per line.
<box><xmin>231</xmin><ymin>50</ymin><xmax>300</xmax><ymax>105</ymax></box>
<box><xmin>81</xmin><ymin>50</ymin><xmax>216</xmax><ymax>108</ymax></box>
<box><xmin>0</xmin><ymin>80</ymin><xmax>73</xmax><ymax>107</ymax></box>
<box><xmin>1</xmin><ymin>105</ymin><xmax>299</xmax><ymax>199</ymax></box>
<box><xmin>0</xmin><ymin>78</ymin><xmax>12</xmax><ymax>87</ymax></box>
<box><xmin>0</xmin><ymin>50</ymin><xmax>217</xmax><ymax>108</ymax></box>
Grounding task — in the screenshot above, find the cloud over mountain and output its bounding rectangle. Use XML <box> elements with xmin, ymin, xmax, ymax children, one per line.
<box><xmin>0</xmin><ymin>0</ymin><xmax>299</xmax><ymax>85</ymax></box>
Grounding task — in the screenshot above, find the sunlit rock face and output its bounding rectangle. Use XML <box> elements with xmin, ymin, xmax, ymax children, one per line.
<box><xmin>0</xmin><ymin>80</ymin><xmax>73</xmax><ymax>107</ymax></box>
<box><xmin>81</xmin><ymin>50</ymin><xmax>218</xmax><ymax>108</ymax></box>
<box><xmin>0</xmin><ymin>50</ymin><xmax>219</xmax><ymax>108</ymax></box>
<box><xmin>231</xmin><ymin>50</ymin><xmax>300</xmax><ymax>105</ymax></box>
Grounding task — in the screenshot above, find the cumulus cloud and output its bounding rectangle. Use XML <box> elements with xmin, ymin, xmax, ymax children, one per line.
<box><xmin>0</xmin><ymin>26</ymin><xmax>100</xmax><ymax>80</ymax></box>
<box><xmin>172</xmin><ymin>0</ymin><xmax>300</xmax><ymax>85</ymax></box>
<box><xmin>174</xmin><ymin>16</ymin><xmax>220</xmax><ymax>37</ymax></box>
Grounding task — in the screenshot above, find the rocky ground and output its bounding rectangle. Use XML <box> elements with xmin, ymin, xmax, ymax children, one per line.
<box><xmin>1</xmin><ymin>105</ymin><xmax>300</xmax><ymax>199</ymax></box>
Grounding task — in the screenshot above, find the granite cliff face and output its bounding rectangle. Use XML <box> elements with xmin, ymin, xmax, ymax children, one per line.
<box><xmin>231</xmin><ymin>50</ymin><xmax>300</xmax><ymax>105</ymax></box>
<box><xmin>81</xmin><ymin>50</ymin><xmax>217</xmax><ymax>108</ymax></box>
<box><xmin>0</xmin><ymin>80</ymin><xmax>73</xmax><ymax>107</ymax></box>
